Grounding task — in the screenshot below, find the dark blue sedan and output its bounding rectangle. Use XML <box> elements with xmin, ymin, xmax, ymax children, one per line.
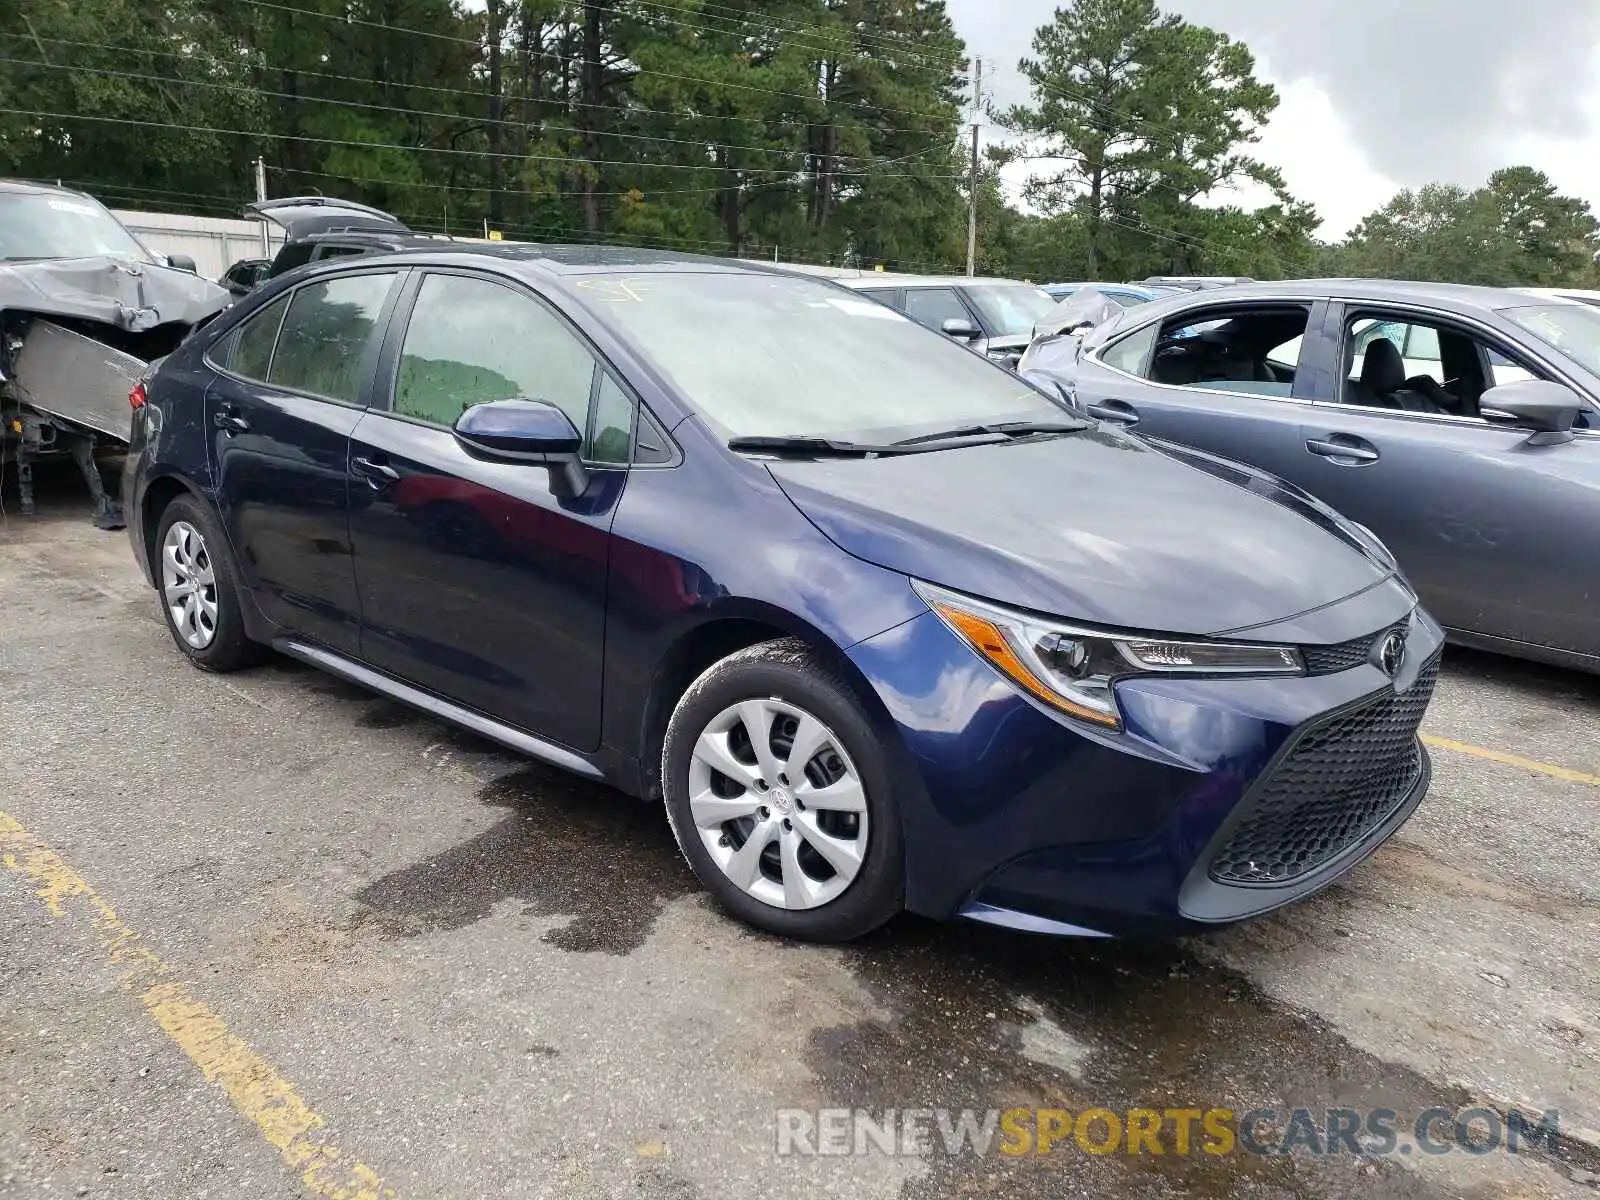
<box><xmin>123</xmin><ymin>246</ymin><xmax>1440</xmax><ymax>942</ymax></box>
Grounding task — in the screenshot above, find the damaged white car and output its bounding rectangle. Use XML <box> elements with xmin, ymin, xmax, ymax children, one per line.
<box><xmin>0</xmin><ymin>179</ymin><xmax>229</xmax><ymax>525</ymax></box>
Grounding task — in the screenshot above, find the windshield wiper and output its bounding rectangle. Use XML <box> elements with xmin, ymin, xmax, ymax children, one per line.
<box><xmin>727</xmin><ymin>435</ymin><xmax>906</xmax><ymax>457</ymax></box>
<box><xmin>891</xmin><ymin>419</ymin><xmax>1087</xmax><ymax>447</ymax></box>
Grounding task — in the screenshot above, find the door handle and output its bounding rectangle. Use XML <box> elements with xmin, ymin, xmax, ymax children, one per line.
<box><xmin>1085</xmin><ymin>400</ymin><xmax>1140</xmax><ymax>426</ymax></box>
<box><xmin>351</xmin><ymin>454</ymin><xmax>400</xmax><ymax>487</ymax></box>
<box><xmin>213</xmin><ymin>408</ymin><xmax>250</xmax><ymax>436</ymax></box>
<box><xmin>1305</xmin><ymin>436</ymin><xmax>1379</xmax><ymax>464</ymax></box>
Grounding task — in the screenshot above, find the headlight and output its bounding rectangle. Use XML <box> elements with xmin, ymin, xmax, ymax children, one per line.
<box><xmin>913</xmin><ymin>581</ymin><xmax>1305</xmax><ymax>729</ymax></box>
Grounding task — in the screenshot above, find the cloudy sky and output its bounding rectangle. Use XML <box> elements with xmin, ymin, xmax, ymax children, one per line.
<box><xmin>944</xmin><ymin>0</ymin><xmax>1600</xmax><ymax>239</ymax></box>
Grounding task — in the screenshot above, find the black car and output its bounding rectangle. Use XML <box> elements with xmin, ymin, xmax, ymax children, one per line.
<box><xmin>222</xmin><ymin>197</ymin><xmax>442</xmax><ymax>298</ymax></box>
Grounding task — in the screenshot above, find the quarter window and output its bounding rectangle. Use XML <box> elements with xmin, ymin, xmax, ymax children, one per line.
<box><xmin>1100</xmin><ymin>323</ymin><xmax>1158</xmax><ymax>375</ymax></box>
<box><xmin>268</xmin><ymin>272</ymin><xmax>398</xmax><ymax>404</ymax></box>
<box><xmin>393</xmin><ymin>273</ymin><xmax>613</xmax><ymax>456</ymax></box>
<box><xmin>588</xmin><ymin>373</ymin><xmax>635</xmax><ymax>465</ymax></box>
<box><xmin>223</xmin><ymin>293</ymin><xmax>290</xmax><ymax>382</ymax></box>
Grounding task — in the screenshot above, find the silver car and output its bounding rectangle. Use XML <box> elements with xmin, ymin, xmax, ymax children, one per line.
<box><xmin>1022</xmin><ymin>279</ymin><xmax>1600</xmax><ymax>673</ymax></box>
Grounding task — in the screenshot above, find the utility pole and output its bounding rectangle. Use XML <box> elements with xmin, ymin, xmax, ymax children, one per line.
<box><xmin>966</xmin><ymin>58</ymin><xmax>982</xmax><ymax>278</ymax></box>
<box><xmin>254</xmin><ymin>156</ymin><xmax>269</xmax><ymax>256</ymax></box>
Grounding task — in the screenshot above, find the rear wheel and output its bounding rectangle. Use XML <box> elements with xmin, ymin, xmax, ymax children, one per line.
<box><xmin>154</xmin><ymin>495</ymin><xmax>268</xmax><ymax>673</ymax></box>
<box><xmin>662</xmin><ymin>639</ymin><xmax>903</xmax><ymax>942</ymax></box>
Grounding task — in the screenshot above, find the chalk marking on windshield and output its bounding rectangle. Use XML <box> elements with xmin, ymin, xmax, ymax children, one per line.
<box><xmin>576</xmin><ymin>277</ymin><xmax>649</xmax><ymax>303</ymax></box>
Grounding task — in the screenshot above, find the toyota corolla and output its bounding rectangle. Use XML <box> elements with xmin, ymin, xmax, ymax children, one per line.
<box><xmin>123</xmin><ymin>246</ymin><xmax>1441</xmax><ymax>942</ymax></box>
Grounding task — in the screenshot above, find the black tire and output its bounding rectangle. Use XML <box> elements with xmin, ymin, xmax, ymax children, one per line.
<box><xmin>152</xmin><ymin>494</ymin><xmax>269</xmax><ymax>673</ymax></box>
<box><xmin>661</xmin><ymin>638</ymin><xmax>904</xmax><ymax>942</ymax></box>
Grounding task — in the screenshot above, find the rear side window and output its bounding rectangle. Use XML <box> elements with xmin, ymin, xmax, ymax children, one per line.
<box><xmin>222</xmin><ymin>293</ymin><xmax>290</xmax><ymax>381</ymax></box>
<box><xmin>268</xmin><ymin>272</ymin><xmax>398</xmax><ymax>403</ymax></box>
<box><xmin>393</xmin><ymin>272</ymin><xmax>598</xmax><ymax>436</ymax></box>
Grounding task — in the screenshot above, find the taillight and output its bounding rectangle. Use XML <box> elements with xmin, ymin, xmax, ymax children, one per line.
<box><xmin>129</xmin><ymin>381</ymin><xmax>147</xmax><ymax>409</ymax></box>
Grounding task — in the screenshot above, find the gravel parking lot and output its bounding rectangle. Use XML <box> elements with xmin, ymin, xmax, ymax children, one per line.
<box><xmin>2</xmin><ymin>469</ymin><xmax>1597</xmax><ymax>1199</ymax></box>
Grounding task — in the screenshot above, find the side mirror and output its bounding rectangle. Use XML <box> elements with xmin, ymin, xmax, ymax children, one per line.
<box><xmin>1480</xmin><ymin>379</ymin><xmax>1583</xmax><ymax>444</ymax></box>
<box><xmin>941</xmin><ymin>316</ymin><xmax>982</xmax><ymax>342</ymax></box>
<box><xmin>164</xmin><ymin>253</ymin><xmax>198</xmax><ymax>273</ymax></box>
<box><xmin>454</xmin><ymin>399</ymin><xmax>589</xmax><ymax>495</ymax></box>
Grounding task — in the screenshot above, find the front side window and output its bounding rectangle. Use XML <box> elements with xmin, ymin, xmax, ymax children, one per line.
<box><xmin>1348</xmin><ymin>319</ymin><xmax>1443</xmax><ymax>383</ymax></box>
<box><xmin>268</xmin><ymin>272</ymin><xmax>398</xmax><ymax>404</ymax></box>
<box><xmin>584</xmin><ymin>272</ymin><xmax>1062</xmax><ymax>442</ymax></box>
<box><xmin>1341</xmin><ymin>312</ymin><xmax>1544</xmax><ymax>418</ymax></box>
<box><xmin>393</xmin><ymin>272</ymin><xmax>599</xmax><ymax>440</ymax></box>
<box><xmin>901</xmin><ymin>287</ymin><xmax>972</xmax><ymax>331</ymax></box>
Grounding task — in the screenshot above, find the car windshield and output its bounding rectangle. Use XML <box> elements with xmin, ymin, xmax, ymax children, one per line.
<box><xmin>0</xmin><ymin>191</ymin><xmax>153</xmax><ymax>263</ymax></box>
<box><xmin>963</xmin><ymin>283</ymin><xmax>1060</xmax><ymax>339</ymax></box>
<box><xmin>1499</xmin><ymin>303</ymin><xmax>1600</xmax><ymax>378</ymax></box>
<box><xmin>586</xmin><ymin>272</ymin><xmax>1064</xmax><ymax>441</ymax></box>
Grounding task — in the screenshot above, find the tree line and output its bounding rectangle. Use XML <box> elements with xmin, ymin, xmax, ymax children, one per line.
<box><xmin>3</xmin><ymin>0</ymin><xmax>1596</xmax><ymax>286</ymax></box>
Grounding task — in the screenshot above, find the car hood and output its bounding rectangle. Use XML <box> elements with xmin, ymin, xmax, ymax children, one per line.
<box><xmin>0</xmin><ymin>256</ymin><xmax>229</xmax><ymax>331</ymax></box>
<box><xmin>767</xmin><ymin>429</ymin><xmax>1399</xmax><ymax>636</ymax></box>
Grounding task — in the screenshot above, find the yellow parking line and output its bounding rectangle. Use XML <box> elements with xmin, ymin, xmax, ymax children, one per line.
<box><xmin>0</xmin><ymin>812</ymin><xmax>397</xmax><ymax>1200</ymax></box>
<box><xmin>1422</xmin><ymin>736</ymin><xmax>1600</xmax><ymax>789</ymax></box>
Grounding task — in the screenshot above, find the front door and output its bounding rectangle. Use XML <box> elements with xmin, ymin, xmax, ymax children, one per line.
<box><xmin>1287</xmin><ymin>305</ymin><xmax>1600</xmax><ymax>654</ymax></box>
<box><xmin>205</xmin><ymin>269</ymin><xmax>402</xmax><ymax>654</ymax></box>
<box><xmin>348</xmin><ymin>269</ymin><xmax>635</xmax><ymax>750</ymax></box>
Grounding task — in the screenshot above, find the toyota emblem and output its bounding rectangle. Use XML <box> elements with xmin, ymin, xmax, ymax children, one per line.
<box><xmin>1377</xmin><ymin>629</ymin><xmax>1407</xmax><ymax>677</ymax></box>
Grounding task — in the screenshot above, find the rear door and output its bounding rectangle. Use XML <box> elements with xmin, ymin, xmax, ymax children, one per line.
<box><xmin>346</xmin><ymin>268</ymin><xmax>633</xmax><ymax>750</ymax></box>
<box><xmin>1074</xmin><ymin>301</ymin><xmax>1328</xmax><ymax>483</ymax></box>
<box><xmin>205</xmin><ymin>268</ymin><xmax>404</xmax><ymax>654</ymax></box>
<box><xmin>1287</xmin><ymin>303</ymin><xmax>1600</xmax><ymax>652</ymax></box>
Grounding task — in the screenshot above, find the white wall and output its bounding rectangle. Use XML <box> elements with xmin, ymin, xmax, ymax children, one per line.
<box><xmin>112</xmin><ymin>209</ymin><xmax>284</xmax><ymax>280</ymax></box>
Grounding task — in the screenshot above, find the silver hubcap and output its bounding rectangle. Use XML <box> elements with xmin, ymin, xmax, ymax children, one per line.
<box><xmin>161</xmin><ymin>521</ymin><xmax>218</xmax><ymax>650</ymax></box>
<box><xmin>688</xmin><ymin>698</ymin><xmax>869</xmax><ymax>911</ymax></box>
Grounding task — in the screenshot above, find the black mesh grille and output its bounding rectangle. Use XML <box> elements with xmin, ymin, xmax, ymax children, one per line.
<box><xmin>1209</xmin><ymin>655</ymin><xmax>1438</xmax><ymax>885</ymax></box>
<box><xmin>1301</xmin><ymin>625</ymin><xmax>1406</xmax><ymax>675</ymax></box>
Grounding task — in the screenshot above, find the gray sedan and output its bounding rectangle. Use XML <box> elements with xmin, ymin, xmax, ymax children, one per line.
<box><xmin>1021</xmin><ymin>279</ymin><xmax>1600</xmax><ymax>672</ymax></box>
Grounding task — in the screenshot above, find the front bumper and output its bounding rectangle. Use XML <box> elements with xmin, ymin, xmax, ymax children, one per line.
<box><xmin>848</xmin><ymin>589</ymin><xmax>1444</xmax><ymax>937</ymax></box>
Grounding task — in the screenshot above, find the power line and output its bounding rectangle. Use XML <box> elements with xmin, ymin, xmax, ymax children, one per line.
<box><xmin>264</xmin><ymin>163</ymin><xmax>729</xmax><ymax>201</ymax></box>
<box><xmin>0</xmin><ymin>53</ymin><xmax>946</xmax><ymax>167</ymax></box>
<box><xmin>0</xmin><ymin>107</ymin><xmax>964</xmax><ymax>179</ymax></box>
<box><xmin>627</xmin><ymin>0</ymin><xmax>969</xmax><ymax>75</ymax></box>
<box><xmin>995</xmin><ymin>173</ymin><xmax>1291</xmax><ymax>273</ymax></box>
<box><xmin>0</xmin><ymin>30</ymin><xmax>840</xmax><ymax>135</ymax></box>
<box><xmin>226</xmin><ymin>0</ymin><xmax>958</xmax><ymax>125</ymax></box>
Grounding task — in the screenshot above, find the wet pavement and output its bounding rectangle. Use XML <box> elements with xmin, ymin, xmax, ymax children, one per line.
<box><xmin>2</xmin><ymin>469</ymin><xmax>1597</xmax><ymax>1198</ymax></box>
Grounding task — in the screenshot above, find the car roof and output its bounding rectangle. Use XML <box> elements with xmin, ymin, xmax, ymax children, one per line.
<box><xmin>0</xmin><ymin>177</ymin><xmax>95</xmax><ymax>200</ymax></box>
<box><xmin>1517</xmin><ymin>285</ymin><xmax>1600</xmax><ymax>301</ymax></box>
<box><xmin>282</xmin><ymin>241</ymin><xmax>834</xmax><ymax>282</ymax></box>
<box><xmin>1134</xmin><ymin>277</ymin><xmax>1567</xmax><ymax>315</ymax></box>
<box><xmin>833</xmin><ymin>273</ymin><xmax>1038</xmax><ymax>288</ymax></box>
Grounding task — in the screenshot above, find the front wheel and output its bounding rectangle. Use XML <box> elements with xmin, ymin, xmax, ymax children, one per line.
<box><xmin>661</xmin><ymin>639</ymin><xmax>903</xmax><ymax>942</ymax></box>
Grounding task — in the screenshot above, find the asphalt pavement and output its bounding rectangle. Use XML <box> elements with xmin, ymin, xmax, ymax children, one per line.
<box><xmin>2</xmin><ymin>467</ymin><xmax>1596</xmax><ymax>1199</ymax></box>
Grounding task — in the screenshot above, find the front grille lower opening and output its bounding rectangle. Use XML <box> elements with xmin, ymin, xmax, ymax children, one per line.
<box><xmin>1209</xmin><ymin>658</ymin><xmax>1437</xmax><ymax>886</ymax></box>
